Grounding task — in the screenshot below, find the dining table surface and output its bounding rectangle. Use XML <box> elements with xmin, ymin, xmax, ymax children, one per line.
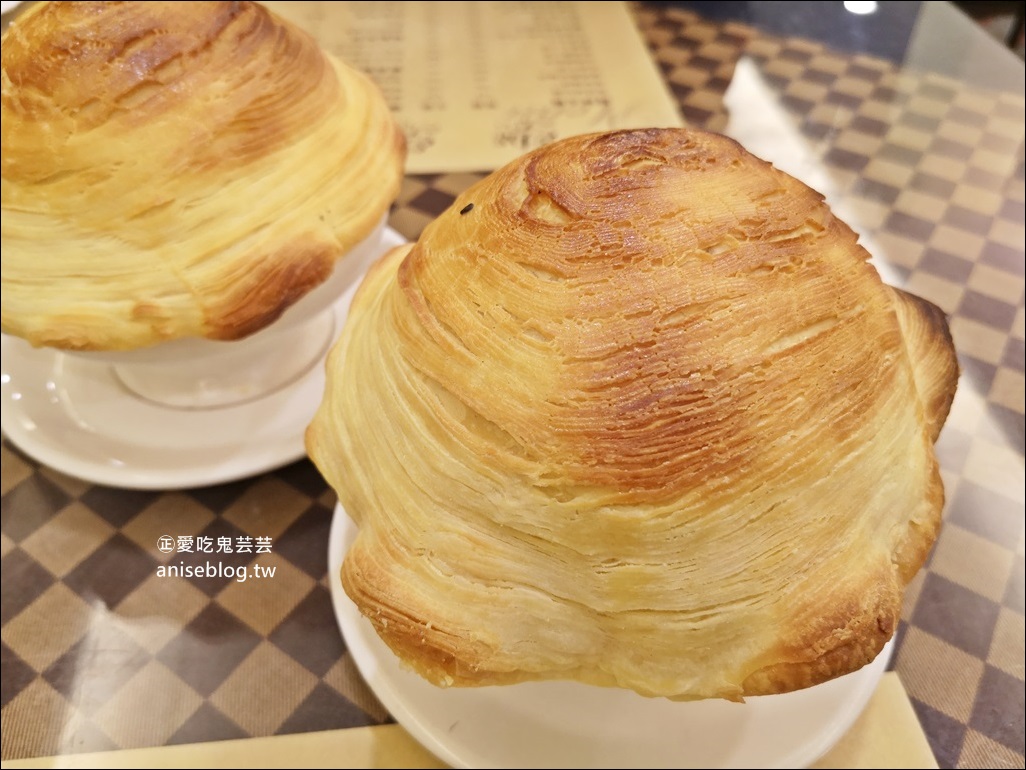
<box><xmin>1</xmin><ymin>1</ymin><xmax>1024</xmax><ymax>768</ymax></box>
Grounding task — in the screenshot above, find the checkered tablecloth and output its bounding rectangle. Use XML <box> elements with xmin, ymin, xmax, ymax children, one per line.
<box><xmin>2</xmin><ymin>3</ymin><xmax>1023</xmax><ymax>768</ymax></box>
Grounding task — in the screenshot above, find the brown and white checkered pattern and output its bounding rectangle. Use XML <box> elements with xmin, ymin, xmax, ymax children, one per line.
<box><xmin>0</xmin><ymin>457</ymin><xmax>389</xmax><ymax>758</ymax></box>
<box><xmin>665</xmin><ymin>11</ymin><xmax>1024</xmax><ymax>768</ymax></box>
<box><xmin>2</xmin><ymin>3</ymin><xmax>1023</xmax><ymax>768</ymax></box>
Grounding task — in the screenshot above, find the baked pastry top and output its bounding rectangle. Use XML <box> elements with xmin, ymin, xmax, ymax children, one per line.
<box><xmin>1</xmin><ymin>0</ymin><xmax>405</xmax><ymax>350</ymax></box>
<box><xmin>307</xmin><ymin>128</ymin><xmax>958</xmax><ymax>701</ymax></box>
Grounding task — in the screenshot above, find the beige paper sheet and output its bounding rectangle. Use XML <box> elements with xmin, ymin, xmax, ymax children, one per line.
<box><xmin>2</xmin><ymin>673</ymin><xmax>937</xmax><ymax>769</ymax></box>
<box><xmin>264</xmin><ymin>1</ymin><xmax>683</xmax><ymax>174</ymax></box>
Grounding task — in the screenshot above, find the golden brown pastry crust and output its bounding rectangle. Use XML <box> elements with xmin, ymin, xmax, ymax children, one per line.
<box><xmin>1</xmin><ymin>1</ymin><xmax>405</xmax><ymax>350</ymax></box>
<box><xmin>307</xmin><ymin>128</ymin><xmax>958</xmax><ymax>701</ymax></box>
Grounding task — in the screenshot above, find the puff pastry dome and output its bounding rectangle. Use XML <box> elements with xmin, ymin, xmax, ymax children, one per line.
<box><xmin>1</xmin><ymin>0</ymin><xmax>404</xmax><ymax>350</ymax></box>
<box><xmin>307</xmin><ymin>128</ymin><xmax>958</xmax><ymax>701</ymax></box>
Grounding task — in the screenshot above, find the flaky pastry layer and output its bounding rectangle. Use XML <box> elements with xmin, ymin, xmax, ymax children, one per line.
<box><xmin>307</xmin><ymin>128</ymin><xmax>958</xmax><ymax>700</ymax></box>
<box><xmin>1</xmin><ymin>1</ymin><xmax>405</xmax><ymax>350</ymax></box>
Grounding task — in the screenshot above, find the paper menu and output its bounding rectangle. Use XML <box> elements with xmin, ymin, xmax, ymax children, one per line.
<box><xmin>265</xmin><ymin>1</ymin><xmax>684</xmax><ymax>174</ymax></box>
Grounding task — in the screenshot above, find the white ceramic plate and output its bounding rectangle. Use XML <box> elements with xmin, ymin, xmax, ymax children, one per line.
<box><xmin>0</xmin><ymin>227</ymin><xmax>406</xmax><ymax>490</ymax></box>
<box><xmin>329</xmin><ymin>503</ymin><xmax>892</xmax><ymax>769</ymax></box>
